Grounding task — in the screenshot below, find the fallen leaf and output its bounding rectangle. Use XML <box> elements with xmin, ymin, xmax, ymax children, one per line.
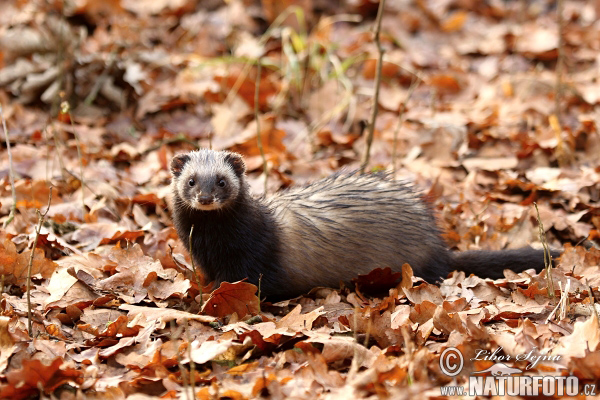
<box><xmin>0</xmin><ymin>358</ymin><xmax>82</xmax><ymax>399</ymax></box>
<box><xmin>202</xmin><ymin>281</ymin><xmax>260</xmax><ymax>320</ymax></box>
<box><xmin>353</xmin><ymin>267</ymin><xmax>402</xmax><ymax>295</ymax></box>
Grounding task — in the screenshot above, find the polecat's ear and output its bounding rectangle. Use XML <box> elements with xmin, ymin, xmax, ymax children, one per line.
<box><xmin>224</xmin><ymin>152</ymin><xmax>246</xmax><ymax>177</ymax></box>
<box><xmin>171</xmin><ymin>154</ymin><xmax>190</xmax><ymax>177</ymax></box>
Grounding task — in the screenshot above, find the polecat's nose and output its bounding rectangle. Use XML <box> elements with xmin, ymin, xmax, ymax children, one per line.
<box><xmin>197</xmin><ymin>195</ymin><xmax>213</xmax><ymax>205</ymax></box>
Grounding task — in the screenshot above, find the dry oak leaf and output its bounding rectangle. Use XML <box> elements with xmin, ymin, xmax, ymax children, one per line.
<box><xmin>305</xmin><ymin>334</ymin><xmax>379</xmax><ymax>369</ymax></box>
<box><xmin>99</xmin><ymin>230</ymin><xmax>145</xmax><ymax>245</ymax></box>
<box><xmin>43</xmin><ymin>262</ymin><xmax>102</xmax><ymax>309</ymax></box>
<box><xmin>554</xmin><ymin>309</ymin><xmax>600</xmax><ymax>360</ymax></box>
<box><xmin>0</xmin><ymin>232</ymin><xmax>57</xmax><ymax>287</ymax></box>
<box><xmin>433</xmin><ymin>306</ymin><xmax>466</xmax><ymax>335</ymax></box>
<box><xmin>403</xmin><ymin>282</ymin><xmax>443</xmax><ymax>305</ymax></box>
<box><xmin>0</xmin><ymin>358</ymin><xmax>83</xmax><ymax>400</ymax></box>
<box><xmin>0</xmin><ymin>316</ymin><xmax>16</xmax><ymax>374</ymax></box>
<box><xmin>427</xmin><ymin>74</ymin><xmax>462</xmax><ymax>95</ymax></box>
<box><xmin>188</xmin><ymin>339</ymin><xmax>235</xmax><ymax>365</ymax></box>
<box><xmin>238</xmin><ymin>329</ymin><xmax>278</xmax><ymax>353</ymax></box>
<box><xmin>276</xmin><ymin>305</ymin><xmax>325</xmax><ymax>332</ymax></box>
<box><xmin>390</xmin><ymin>304</ymin><xmax>411</xmax><ymax>329</ymax></box>
<box><xmin>353</xmin><ymin>267</ymin><xmax>402</xmax><ymax>295</ymax></box>
<box><xmin>71</xmin><ymin>223</ymin><xmax>144</xmax><ymax>251</ymax></box>
<box><xmin>201</xmin><ymin>281</ymin><xmax>260</xmax><ymax>320</ymax></box>
<box><xmin>568</xmin><ymin>351</ymin><xmax>600</xmax><ymax>380</ymax></box>
<box><xmin>77</xmin><ymin>315</ymin><xmax>140</xmax><ymax>339</ymax></box>
<box><xmin>227</xmin><ymin>361</ymin><xmax>259</xmax><ymax>375</ymax></box>
<box><xmin>120</xmin><ymin>304</ymin><xmax>216</xmax><ymax>327</ymax></box>
<box><xmin>98</xmin><ymin>244</ymin><xmax>190</xmax><ymax>303</ymax></box>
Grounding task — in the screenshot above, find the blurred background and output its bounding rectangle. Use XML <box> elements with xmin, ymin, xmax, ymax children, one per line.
<box><xmin>0</xmin><ymin>0</ymin><xmax>598</xmax><ymax>250</ymax></box>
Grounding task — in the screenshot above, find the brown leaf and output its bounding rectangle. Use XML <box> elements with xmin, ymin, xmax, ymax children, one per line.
<box><xmin>569</xmin><ymin>351</ymin><xmax>600</xmax><ymax>380</ymax></box>
<box><xmin>238</xmin><ymin>330</ymin><xmax>273</xmax><ymax>353</ymax></box>
<box><xmin>276</xmin><ymin>305</ymin><xmax>325</xmax><ymax>331</ymax></box>
<box><xmin>99</xmin><ymin>229</ymin><xmax>145</xmax><ymax>245</ymax></box>
<box><xmin>433</xmin><ymin>306</ymin><xmax>466</xmax><ymax>335</ymax></box>
<box><xmin>427</xmin><ymin>74</ymin><xmax>462</xmax><ymax>95</ymax></box>
<box><xmin>440</xmin><ymin>10</ymin><xmax>468</xmax><ymax>32</ymax></box>
<box><xmin>362</xmin><ymin>59</ymin><xmax>400</xmax><ymax>80</ymax></box>
<box><xmin>201</xmin><ymin>281</ymin><xmax>260</xmax><ymax>319</ymax></box>
<box><xmin>97</xmin><ymin>244</ymin><xmax>190</xmax><ymax>303</ymax></box>
<box><xmin>397</xmin><ymin>264</ymin><xmax>414</xmax><ymax>291</ymax></box>
<box><xmin>0</xmin><ymin>358</ymin><xmax>82</xmax><ymax>399</ymax></box>
<box><xmin>306</xmin><ymin>334</ymin><xmax>378</xmax><ymax>368</ymax></box>
<box><xmin>555</xmin><ymin>310</ymin><xmax>600</xmax><ymax>359</ymax></box>
<box><xmin>189</xmin><ymin>339</ymin><xmax>234</xmax><ymax>364</ymax></box>
<box><xmin>409</xmin><ymin>301</ymin><xmax>437</xmax><ymax>324</ymax></box>
<box><xmin>0</xmin><ymin>317</ymin><xmax>16</xmax><ymax>374</ymax></box>
<box><xmin>403</xmin><ymin>283</ymin><xmax>443</xmax><ymax>305</ymax></box>
<box><xmin>353</xmin><ymin>267</ymin><xmax>402</xmax><ymax>295</ymax></box>
<box><xmin>120</xmin><ymin>304</ymin><xmax>216</xmax><ymax>325</ymax></box>
<box><xmin>227</xmin><ymin>361</ymin><xmax>259</xmax><ymax>375</ymax></box>
<box><xmin>0</xmin><ymin>232</ymin><xmax>57</xmax><ymax>288</ymax></box>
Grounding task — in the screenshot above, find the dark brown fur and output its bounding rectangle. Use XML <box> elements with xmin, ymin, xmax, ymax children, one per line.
<box><xmin>170</xmin><ymin>149</ymin><xmax>558</xmax><ymax>298</ymax></box>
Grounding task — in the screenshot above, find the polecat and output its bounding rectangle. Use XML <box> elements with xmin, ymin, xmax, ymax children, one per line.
<box><xmin>170</xmin><ymin>149</ymin><xmax>558</xmax><ymax>298</ymax></box>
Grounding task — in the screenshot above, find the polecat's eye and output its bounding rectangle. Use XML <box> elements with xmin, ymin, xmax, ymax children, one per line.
<box><xmin>218</xmin><ymin>179</ymin><xmax>226</xmax><ymax>188</ymax></box>
<box><xmin>188</xmin><ymin>178</ymin><xmax>195</xmax><ymax>187</ymax></box>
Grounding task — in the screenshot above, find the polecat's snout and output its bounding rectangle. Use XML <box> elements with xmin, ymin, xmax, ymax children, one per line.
<box><xmin>192</xmin><ymin>193</ymin><xmax>221</xmax><ymax>210</ymax></box>
<box><xmin>196</xmin><ymin>194</ymin><xmax>214</xmax><ymax>205</ymax></box>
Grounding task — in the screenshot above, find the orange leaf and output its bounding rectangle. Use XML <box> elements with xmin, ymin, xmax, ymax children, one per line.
<box><xmin>428</xmin><ymin>74</ymin><xmax>461</xmax><ymax>95</ymax></box>
<box><xmin>353</xmin><ymin>267</ymin><xmax>402</xmax><ymax>295</ymax></box>
<box><xmin>201</xmin><ymin>281</ymin><xmax>260</xmax><ymax>319</ymax></box>
<box><xmin>362</xmin><ymin>59</ymin><xmax>400</xmax><ymax>80</ymax></box>
<box><xmin>441</xmin><ymin>10</ymin><xmax>468</xmax><ymax>32</ymax></box>
<box><xmin>99</xmin><ymin>230</ymin><xmax>145</xmax><ymax>245</ymax></box>
<box><xmin>0</xmin><ymin>358</ymin><xmax>82</xmax><ymax>399</ymax></box>
<box><xmin>0</xmin><ymin>232</ymin><xmax>57</xmax><ymax>288</ymax></box>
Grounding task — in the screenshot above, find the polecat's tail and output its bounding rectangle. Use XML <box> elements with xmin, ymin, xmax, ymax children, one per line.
<box><xmin>451</xmin><ymin>247</ymin><xmax>560</xmax><ymax>279</ymax></box>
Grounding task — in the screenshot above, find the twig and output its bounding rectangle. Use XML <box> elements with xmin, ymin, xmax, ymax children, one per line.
<box><xmin>555</xmin><ymin>0</ymin><xmax>565</xmax><ymax>124</ymax></box>
<box><xmin>546</xmin><ymin>279</ymin><xmax>570</xmax><ymax>322</ymax></box>
<box><xmin>553</xmin><ymin>0</ymin><xmax>572</xmax><ymax>167</ymax></box>
<box><xmin>588</xmin><ymin>285</ymin><xmax>600</xmax><ymax>329</ymax></box>
<box><xmin>27</xmin><ymin>188</ymin><xmax>52</xmax><ymax>336</ymax></box>
<box><xmin>0</xmin><ymin>105</ymin><xmax>17</xmax><ymax>229</ymax></box>
<box><xmin>363</xmin><ymin>312</ymin><xmax>372</xmax><ymax>348</ymax></box>
<box><xmin>348</xmin><ymin>307</ymin><xmax>360</xmax><ymax>380</ymax></box>
<box><xmin>255</xmin><ymin>61</ymin><xmax>269</xmax><ymax>193</ymax></box>
<box><xmin>360</xmin><ymin>0</ymin><xmax>386</xmax><ymax>173</ymax></box>
<box><xmin>61</xmin><ymin>101</ymin><xmax>86</xmax><ymax>220</ymax></box>
<box><xmin>257</xmin><ymin>273</ymin><xmax>263</xmax><ymax>314</ymax></box>
<box><xmin>392</xmin><ymin>73</ymin><xmax>421</xmax><ymax>175</ymax></box>
<box><xmin>185</xmin><ymin>318</ymin><xmax>196</xmax><ymax>398</ymax></box>
<box><xmin>169</xmin><ymin>320</ymin><xmax>192</xmax><ymax>400</ymax></box>
<box><xmin>51</xmin><ymin>125</ymin><xmax>68</xmax><ymax>181</ymax></box>
<box><xmin>534</xmin><ymin>203</ymin><xmax>554</xmax><ymax>298</ymax></box>
<box><xmin>401</xmin><ymin>325</ymin><xmax>415</xmax><ymax>384</ymax></box>
<box><xmin>188</xmin><ymin>225</ymin><xmax>203</xmax><ymax>309</ymax></box>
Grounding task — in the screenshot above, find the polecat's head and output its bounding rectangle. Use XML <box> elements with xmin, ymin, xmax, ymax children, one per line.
<box><xmin>170</xmin><ymin>149</ymin><xmax>246</xmax><ymax>211</ymax></box>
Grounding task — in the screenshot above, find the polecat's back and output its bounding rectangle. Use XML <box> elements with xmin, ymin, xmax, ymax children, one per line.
<box><xmin>268</xmin><ymin>173</ymin><xmax>452</xmax><ymax>292</ymax></box>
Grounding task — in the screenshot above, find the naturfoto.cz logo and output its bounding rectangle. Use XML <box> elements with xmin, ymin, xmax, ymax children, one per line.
<box><xmin>438</xmin><ymin>346</ymin><xmax>596</xmax><ymax>397</ymax></box>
